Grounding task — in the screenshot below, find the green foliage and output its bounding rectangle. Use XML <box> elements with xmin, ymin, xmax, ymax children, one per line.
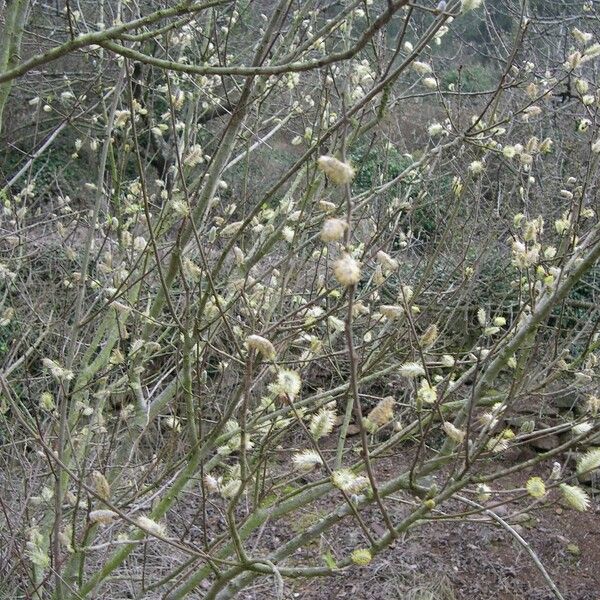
<box><xmin>442</xmin><ymin>64</ymin><xmax>498</xmax><ymax>93</ymax></box>
<box><xmin>556</xmin><ymin>265</ymin><xmax>600</xmax><ymax>331</ymax></box>
<box><xmin>5</xmin><ymin>139</ymin><xmax>90</xmax><ymax>201</ymax></box>
<box><xmin>351</xmin><ymin>145</ymin><xmax>412</xmax><ymax>193</ymax></box>
<box><xmin>452</xmin><ymin>5</ymin><xmax>512</xmax><ymax>48</ymax></box>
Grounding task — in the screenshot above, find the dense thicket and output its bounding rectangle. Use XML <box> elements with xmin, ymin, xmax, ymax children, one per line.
<box><xmin>1</xmin><ymin>1</ymin><xmax>599</xmax><ymax>598</ymax></box>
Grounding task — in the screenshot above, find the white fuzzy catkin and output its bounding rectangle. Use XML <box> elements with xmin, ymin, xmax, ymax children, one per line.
<box><xmin>246</xmin><ymin>334</ymin><xmax>276</xmax><ymax>359</ymax></box>
<box><xmin>332</xmin><ymin>469</ymin><xmax>369</xmax><ymax>493</ymax></box>
<box><xmin>310</xmin><ymin>408</ymin><xmax>336</xmax><ymax>440</ymax></box>
<box><xmin>317</xmin><ymin>156</ymin><xmax>355</xmax><ymax>185</ymax></box>
<box><xmin>576</xmin><ymin>448</ymin><xmax>600</xmax><ymax>475</ymax></box>
<box><xmin>399</xmin><ymin>361</ymin><xmax>425</xmax><ymax>378</ymax></box>
<box><xmin>380</xmin><ymin>305</ymin><xmax>404</xmax><ymax>320</ymax></box>
<box><xmin>136</xmin><ymin>516</ymin><xmax>166</xmax><ymax>537</ymax></box>
<box><xmin>442</xmin><ymin>422</ymin><xmax>466</xmax><ymax>443</ymax></box>
<box><xmin>89</xmin><ymin>510</ymin><xmax>118</xmax><ymax>524</ymax></box>
<box><xmin>42</xmin><ymin>358</ymin><xmax>74</xmax><ymax>381</ymax></box>
<box><xmin>376</xmin><ymin>250</ymin><xmax>399</xmax><ymax>272</ymax></box>
<box><xmin>560</xmin><ymin>483</ymin><xmax>590</xmax><ymax>511</ymax></box>
<box><xmin>333</xmin><ymin>254</ymin><xmax>361</xmax><ymax>286</ymax></box>
<box><xmin>320</xmin><ymin>218</ymin><xmax>347</xmax><ymax>242</ymax></box>
<box><xmin>292</xmin><ymin>450</ymin><xmax>323</xmax><ymax>472</ymax></box>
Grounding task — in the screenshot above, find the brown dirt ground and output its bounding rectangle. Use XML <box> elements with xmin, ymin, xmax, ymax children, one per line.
<box><xmin>234</xmin><ymin>445</ymin><xmax>600</xmax><ymax>600</ymax></box>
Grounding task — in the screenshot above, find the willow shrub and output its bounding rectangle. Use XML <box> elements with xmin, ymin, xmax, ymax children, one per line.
<box><xmin>1</xmin><ymin>0</ymin><xmax>600</xmax><ymax>598</ymax></box>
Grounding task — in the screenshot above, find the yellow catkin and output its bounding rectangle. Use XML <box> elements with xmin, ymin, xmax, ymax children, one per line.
<box><xmin>367</xmin><ymin>397</ymin><xmax>395</xmax><ymax>428</ymax></box>
<box><xmin>91</xmin><ymin>471</ymin><xmax>111</xmax><ymax>501</ymax></box>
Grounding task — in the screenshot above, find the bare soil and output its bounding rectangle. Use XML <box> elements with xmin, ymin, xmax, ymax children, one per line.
<box><xmin>236</xmin><ymin>446</ymin><xmax>600</xmax><ymax>600</ymax></box>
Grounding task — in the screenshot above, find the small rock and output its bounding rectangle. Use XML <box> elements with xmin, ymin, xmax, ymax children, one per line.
<box><xmin>546</xmin><ymin>383</ymin><xmax>583</xmax><ymax>410</ymax></box>
<box><xmin>511</xmin><ymin>512</ymin><xmax>532</xmax><ymax>525</ymax></box>
<box><xmin>528</xmin><ymin>433</ymin><xmax>560</xmax><ymax>451</ymax></box>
